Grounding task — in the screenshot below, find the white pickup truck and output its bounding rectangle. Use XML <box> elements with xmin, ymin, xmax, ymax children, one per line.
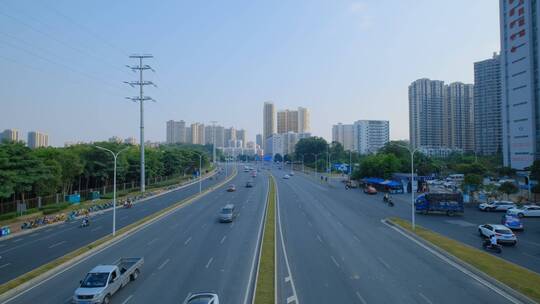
<box><xmin>72</xmin><ymin>257</ymin><xmax>143</xmax><ymax>304</ymax></box>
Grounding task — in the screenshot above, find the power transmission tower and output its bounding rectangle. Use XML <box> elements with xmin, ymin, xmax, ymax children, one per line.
<box><xmin>125</xmin><ymin>54</ymin><xmax>156</xmax><ymax>193</ymax></box>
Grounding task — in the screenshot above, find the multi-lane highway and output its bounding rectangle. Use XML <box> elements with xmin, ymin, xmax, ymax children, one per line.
<box><xmin>3</xmin><ymin>166</ymin><xmax>268</xmax><ymax>304</ymax></box>
<box><xmin>0</xmin><ymin>167</ymin><xmax>230</xmax><ymax>284</ymax></box>
<box><xmin>273</xmin><ymin>168</ymin><xmax>523</xmax><ymax>304</ymax></box>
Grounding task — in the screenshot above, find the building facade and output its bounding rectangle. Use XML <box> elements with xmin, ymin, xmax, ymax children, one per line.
<box><xmin>236</xmin><ymin>129</ymin><xmax>246</xmax><ymax>148</ymax></box>
<box><xmin>444</xmin><ymin>82</ymin><xmax>475</xmax><ymax>152</ymax></box>
<box><xmin>409</xmin><ymin>78</ymin><xmax>445</xmax><ymax>149</ymax></box>
<box><xmin>224</xmin><ymin>127</ymin><xmax>236</xmax><ymax>147</ymax></box>
<box><xmin>166</xmin><ymin>120</ymin><xmax>186</xmax><ymax>144</ymax></box>
<box><xmin>263</xmin><ymin>102</ymin><xmax>275</xmax><ymax>149</ymax></box>
<box><xmin>332</xmin><ymin>123</ymin><xmax>355</xmax><ymax>151</ymax></box>
<box><xmin>298</xmin><ymin>107</ymin><xmax>310</xmax><ymax>133</ymax></box>
<box><xmin>353</xmin><ymin>120</ymin><xmax>390</xmax><ymax>154</ymax></box>
<box><xmin>0</xmin><ymin>129</ymin><xmax>21</xmax><ymax>142</ymax></box>
<box><xmin>500</xmin><ymin>0</ymin><xmax>539</xmax><ymax>169</ymax></box>
<box><xmin>27</xmin><ymin>131</ymin><xmax>49</xmax><ymax>149</ymax></box>
<box><xmin>474</xmin><ymin>53</ymin><xmax>502</xmax><ymax>156</ymax></box>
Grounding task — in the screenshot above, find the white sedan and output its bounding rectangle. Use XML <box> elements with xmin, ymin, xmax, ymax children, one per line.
<box><xmin>478</xmin><ymin>201</ymin><xmax>516</xmax><ymax>212</ymax></box>
<box><xmin>478</xmin><ymin>224</ymin><xmax>517</xmax><ymax>245</ymax></box>
<box><xmin>283</xmin><ymin>174</ymin><xmax>290</xmax><ymax>179</ymax></box>
<box><xmin>507</xmin><ymin>205</ymin><xmax>540</xmax><ymax>217</ymax></box>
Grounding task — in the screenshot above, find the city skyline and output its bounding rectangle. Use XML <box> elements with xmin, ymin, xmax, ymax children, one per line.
<box><xmin>0</xmin><ymin>1</ymin><xmax>499</xmax><ymax>146</ymax></box>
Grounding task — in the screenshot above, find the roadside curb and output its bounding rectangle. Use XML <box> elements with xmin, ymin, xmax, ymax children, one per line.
<box><xmin>0</xmin><ymin>168</ymin><xmax>237</xmax><ymax>304</ymax></box>
<box><xmin>0</xmin><ymin>169</ymin><xmax>218</xmax><ymax>242</ymax></box>
<box><xmin>383</xmin><ymin>218</ymin><xmax>537</xmax><ymax>304</ymax></box>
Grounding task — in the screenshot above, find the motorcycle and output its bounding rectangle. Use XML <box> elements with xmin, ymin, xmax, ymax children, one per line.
<box><xmin>482</xmin><ymin>239</ymin><xmax>502</xmax><ymax>253</ymax></box>
<box><xmin>123</xmin><ymin>201</ymin><xmax>133</xmax><ymax>209</ymax></box>
<box><xmin>383</xmin><ymin>196</ymin><xmax>394</xmax><ymax>207</ymax></box>
<box><xmin>80</xmin><ymin>218</ymin><xmax>90</xmax><ymax>228</ymax></box>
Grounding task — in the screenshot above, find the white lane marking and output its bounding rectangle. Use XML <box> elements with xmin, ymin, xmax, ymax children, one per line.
<box><xmin>220</xmin><ymin>235</ymin><xmax>227</xmax><ymax>244</ymax></box>
<box><xmin>353</xmin><ymin>235</ymin><xmax>361</xmax><ymax>242</ymax></box>
<box><xmin>307</xmin><ymin>221</ymin><xmax>312</xmax><ymax>227</ymax></box>
<box><xmin>91</xmin><ymin>226</ymin><xmax>102</xmax><ymax>232</ymax></box>
<box><xmin>146</xmin><ymin>238</ymin><xmax>158</xmax><ymax>246</ymax></box>
<box><xmin>316</xmin><ymin>234</ymin><xmax>323</xmax><ymax>243</ymax></box>
<box><xmin>337</xmin><ymin>221</ymin><xmax>343</xmax><ymax>227</ymax></box>
<box><xmin>158</xmin><ymin>258</ymin><xmax>170</xmax><ymax>270</ymax></box>
<box><xmin>285</xmin><ymin>276</ymin><xmax>291</xmax><ymax>282</ymax></box>
<box><xmin>0</xmin><ymin>263</ymin><xmax>11</xmax><ymax>269</ymax></box>
<box><xmin>377</xmin><ymin>257</ymin><xmax>391</xmax><ymax>270</ymax></box>
<box><xmin>48</xmin><ymin>241</ymin><xmax>67</xmax><ymax>249</ymax></box>
<box><xmin>381</xmin><ymin>219</ymin><xmax>523</xmax><ymax>304</ymax></box>
<box><xmin>184</xmin><ymin>236</ymin><xmax>192</xmax><ymax>246</ymax></box>
<box><xmin>355</xmin><ymin>291</ymin><xmax>368</xmax><ymax>304</ymax></box>
<box><xmin>419</xmin><ymin>292</ymin><xmax>434</xmax><ymax>304</ymax></box>
<box><xmin>330</xmin><ymin>255</ymin><xmax>340</xmax><ymax>268</ymax></box>
<box><xmin>121</xmin><ymin>294</ymin><xmax>134</xmax><ymax>304</ymax></box>
<box><xmin>205</xmin><ymin>257</ymin><xmax>214</xmax><ymax>268</ymax></box>
<box><xmin>275</xmin><ymin>181</ymin><xmax>300</xmax><ymax>304</ymax></box>
<box><xmin>12</xmin><ymin>239</ymin><xmax>23</xmax><ymax>243</ymax></box>
<box><xmin>287</xmin><ymin>295</ymin><xmax>297</xmax><ymax>303</ymax></box>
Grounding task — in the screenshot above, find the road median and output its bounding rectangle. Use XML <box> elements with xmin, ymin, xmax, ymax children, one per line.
<box><xmin>254</xmin><ymin>175</ymin><xmax>276</xmax><ymax>304</ymax></box>
<box><xmin>0</xmin><ymin>168</ymin><xmax>237</xmax><ymax>302</ymax></box>
<box><xmin>387</xmin><ymin>217</ymin><xmax>540</xmax><ymax>304</ymax></box>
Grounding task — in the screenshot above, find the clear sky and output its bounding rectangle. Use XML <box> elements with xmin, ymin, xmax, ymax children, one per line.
<box><xmin>0</xmin><ymin>0</ymin><xmax>500</xmax><ymax>146</ymax></box>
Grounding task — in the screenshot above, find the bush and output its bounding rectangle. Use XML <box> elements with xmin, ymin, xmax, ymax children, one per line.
<box><xmin>0</xmin><ymin>212</ymin><xmax>17</xmax><ymax>221</ymax></box>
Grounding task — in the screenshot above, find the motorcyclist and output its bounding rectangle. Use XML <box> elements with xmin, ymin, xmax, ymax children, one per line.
<box><xmin>82</xmin><ymin>215</ymin><xmax>89</xmax><ymax>226</ymax></box>
<box><xmin>489</xmin><ymin>234</ymin><xmax>498</xmax><ymax>248</ymax></box>
<box><xmin>384</xmin><ymin>193</ymin><xmax>389</xmax><ymax>202</ymax></box>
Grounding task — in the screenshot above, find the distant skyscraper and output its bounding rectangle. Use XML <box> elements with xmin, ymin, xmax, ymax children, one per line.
<box><xmin>475</xmin><ymin>53</ymin><xmax>502</xmax><ymax>156</ymax></box>
<box><xmin>185</xmin><ymin>127</ymin><xmax>192</xmax><ymax>144</ymax></box>
<box><xmin>236</xmin><ymin>129</ymin><xmax>246</xmax><ymax>148</ymax></box>
<box><xmin>190</xmin><ymin>123</ymin><xmax>205</xmax><ymax>145</ymax></box>
<box><xmin>500</xmin><ymin>0</ymin><xmax>538</xmax><ymax>169</ymax></box>
<box><xmin>353</xmin><ymin>120</ymin><xmax>389</xmax><ymax>154</ymax></box>
<box><xmin>124</xmin><ymin>137</ymin><xmax>137</xmax><ymax>145</ymax></box>
<box><xmin>409</xmin><ymin>78</ymin><xmax>445</xmax><ymax>149</ymax></box>
<box><xmin>277</xmin><ymin>110</ymin><xmax>289</xmax><ymax>134</ymax></box>
<box><xmin>256</xmin><ymin>134</ymin><xmax>263</xmax><ymax>148</ymax></box>
<box><xmin>108</xmin><ymin>136</ymin><xmax>123</xmax><ymax>143</ymax></box>
<box><xmin>1</xmin><ymin>129</ymin><xmax>21</xmax><ymax>142</ymax></box>
<box><xmin>166</xmin><ymin>120</ymin><xmax>186</xmax><ymax>144</ymax></box>
<box><xmin>443</xmin><ymin>82</ymin><xmax>475</xmax><ymax>152</ymax></box>
<box><xmin>263</xmin><ymin>102</ymin><xmax>275</xmax><ymax>149</ymax></box>
<box><xmin>27</xmin><ymin>131</ymin><xmax>49</xmax><ymax>149</ymax></box>
<box><xmin>298</xmin><ymin>107</ymin><xmax>310</xmax><ymax>133</ymax></box>
<box><xmin>224</xmin><ymin>127</ymin><xmax>236</xmax><ymax>147</ymax></box>
<box><xmin>332</xmin><ymin>123</ymin><xmax>355</xmax><ymax>151</ymax></box>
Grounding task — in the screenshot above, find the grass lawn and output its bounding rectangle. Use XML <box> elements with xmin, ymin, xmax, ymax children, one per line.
<box><xmin>255</xmin><ymin>175</ymin><xmax>275</xmax><ymax>304</ymax></box>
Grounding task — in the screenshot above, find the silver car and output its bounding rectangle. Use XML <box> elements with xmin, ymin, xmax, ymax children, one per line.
<box><xmin>219</xmin><ymin>204</ymin><xmax>235</xmax><ymax>223</ymax></box>
<box><xmin>183</xmin><ymin>292</ymin><xmax>220</xmax><ymax>304</ymax></box>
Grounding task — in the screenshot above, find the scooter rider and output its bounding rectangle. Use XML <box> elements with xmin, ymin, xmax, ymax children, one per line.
<box><xmin>384</xmin><ymin>193</ymin><xmax>389</xmax><ymax>201</ymax></box>
<box><xmin>82</xmin><ymin>215</ymin><xmax>89</xmax><ymax>227</ymax></box>
<box><xmin>489</xmin><ymin>234</ymin><xmax>498</xmax><ymax>248</ymax></box>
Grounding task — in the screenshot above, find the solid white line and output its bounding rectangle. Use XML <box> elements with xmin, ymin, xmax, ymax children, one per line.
<box><xmin>381</xmin><ymin>219</ymin><xmax>523</xmax><ymax>304</ymax></box>
<box><xmin>158</xmin><ymin>258</ymin><xmax>170</xmax><ymax>270</ymax></box>
<box><xmin>0</xmin><ymin>263</ymin><xmax>10</xmax><ymax>269</ymax></box>
<box><xmin>377</xmin><ymin>257</ymin><xmax>391</xmax><ymax>270</ymax></box>
<box><xmin>276</xmin><ymin>181</ymin><xmax>300</xmax><ymax>304</ymax></box>
<box><xmin>330</xmin><ymin>255</ymin><xmax>340</xmax><ymax>268</ymax></box>
<box><xmin>287</xmin><ymin>295</ymin><xmax>297</xmax><ymax>303</ymax></box>
<box><xmin>121</xmin><ymin>294</ymin><xmax>133</xmax><ymax>304</ymax></box>
<box><xmin>48</xmin><ymin>241</ymin><xmax>66</xmax><ymax>249</ymax></box>
<box><xmin>355</xmin><ymin>291</ymin><xmax>368</xmax><ymax>304</ymax></box>
<box><xmin>418</xmin><ymin>292</ymin><xmax>434</xmax><ymax>304</ymax></box>
<box><xmin>353</xmin><ymin>235</ymin><xmax>361</xmax><ymax>242</ymax></box>
<box><xmin>220</xmin><ymin>235</ymin><xmax>227</xmax><ymax>244</ymax></box>
<box><xmin>184</xmin><ymin>236</ymin><xmax>192</xmax><ymax>246</ymax></box>
<box><xmin>12</xmin><ymin>239</ymin><xmax>22</xmax><ymax>243</ymax></box>
<box><xmin>316</xmin><ymin>234</ymin><xmax>323</xmax><ymax>243</ymax></box>
<box><xmin>205</xmin><ymin>257</ymin><xmax>214</xmax><ymax>268</ymax></box>
<box><xmin>285</xmin><ymin>276</ymin><xmax>291</xmax><ymax>282</ymax></box>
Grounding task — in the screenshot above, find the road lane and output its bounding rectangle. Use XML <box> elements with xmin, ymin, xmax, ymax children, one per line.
<box><xmin>274</xmin><ymin>169</ymin><xmax>519</xmax><ymax>304</ymax></box>
<box><xmin>4</xmin><ymin>166</ymin><xmax>268</xmax><ymax>304</ymax></box>
<box><xmin>0</xmin><ymin>166</ymin><xmax>230</xmax><ymax>284</ymax></box>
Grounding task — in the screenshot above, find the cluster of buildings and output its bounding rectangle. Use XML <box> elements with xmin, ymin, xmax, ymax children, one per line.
<box><xmin>0</xmin><ymin>129</ymin><xmax>49</xmax><ymax>149</ymax></box>
<box><xmin>107</xmin><ymin>136</ymin><xmax>137</xmax><ymax>145</ymax></box>
<box><xmin>261</xmin><ymin>102</ymin><xmax>311</xmax><ymax>158</ymax></box>
<box><xmin>409</xmin><ymin>0</ymin><xmax>540</xmax><ymax>169</ymax></box>
<box><xmin>331</xmin><ymin>120</ymin><xmax>390</xmax><ymax>154</ymax></box>
<box><xmin>166</xmin><ymin>120</ymin><xmax>258</xmax><ymax>157</ymax></box>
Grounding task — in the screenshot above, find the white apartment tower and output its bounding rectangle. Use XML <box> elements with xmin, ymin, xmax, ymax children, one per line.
<box><xmin>263</xmin><ymin>102</ymin><xmax>275</xmax><ymax>149</ymax></box>
<box><xmin>332</xmin><ymin>123</ymin><xmax>355</xmax><ymax>151</ymax></box>
<box><xmin>409</xmin><ymin>78</ymin><xmax>445</xmax><ymax>149</ymax></box>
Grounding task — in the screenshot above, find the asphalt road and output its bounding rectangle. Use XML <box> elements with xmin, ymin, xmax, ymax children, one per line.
<box><xmin>4</xmin><ymin>165</ymin><xmax>268</xmax><ymax>304</ymax></box>
<box><xmin>0</xmin><ymin>166</ymin><xmax>231</xmax><ymax>284</ymax></box>
<box><xmin>316</xmin><ymin>175</ymin><xmax>540</xmax><ymax>274</ymax></box>
<box><xmin>273</xmin><ymin>168</ymin><xmax>521</xmax><ymax>304</ymax></box>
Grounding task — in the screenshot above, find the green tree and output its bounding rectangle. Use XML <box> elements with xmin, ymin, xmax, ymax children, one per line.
<box><xmin>274</xmin><ymin>153</ymin><xmax>283</xmax><ymax>162</ymax></box>
<box><xmin>499</xmin><ymin>181</ymin><xmax>519</xmax><ymax>199</ymax></box>
<box><xmin>357</xmin><ymin>153</ymin><xmax>401</xmax><ymax>179</ymax></box>
<box><xmin>294</xmin><ymin>137</ymin><xmax>328</xmax><ymax>164</ymax></box>
<box><xmin>463</xmin><ymin>174</ymin><xmax>482</xmax><ymax>192</ymax></box>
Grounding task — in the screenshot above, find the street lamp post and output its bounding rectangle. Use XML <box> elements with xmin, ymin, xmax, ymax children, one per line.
<box><xmin>95</xmin><ymin>145</ymin><xmax>129</xmax><ymax>236</ymax></box>
<box><xmin>301</xmin><ymin>154</ymin><xmax>305</xmax><ymax>174</ymax></box>
<box><xmin>192</xmin><ymin>152</ymin><xmax>203</xmax><ymax>194</ymax></box>
<box><xmin>391</xmin><ymin>143</ymin><xmax>420</xmax><ymax>230</ymax></box>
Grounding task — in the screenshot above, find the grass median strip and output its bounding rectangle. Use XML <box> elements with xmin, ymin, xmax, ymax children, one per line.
<box><xmin>389</xmin><ymin>217</ymin><xmax>540</xmax><ymax>303</ymax></box>
<box><xmin>254</xmin><ymin>175</ymin><xmax>275</xmax><ymax>304</ymax></box>
<box><xmin>0</xmin><ymin>169</ymin><xmax>237</xmax><ymax>297</ymax></box>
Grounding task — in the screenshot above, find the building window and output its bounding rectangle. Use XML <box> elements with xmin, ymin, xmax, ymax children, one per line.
<box><xmin>513</xmin><ymin>101</ymin><xmax>528</xmax><ymax>106</ymax></box>
<box><xmin>512</xmin><ymin>70</ymin><xmax>527</xmax><ymax>77</ymax></box>
<box><xmin>513</xmin><ymin>84</ymin><xmax>527</xmax><ymax>90</ymax></box>
<box><xmin>514</xmin><ymin>135</ymin><xmax>529</xmax><ymax>139</ymax></box>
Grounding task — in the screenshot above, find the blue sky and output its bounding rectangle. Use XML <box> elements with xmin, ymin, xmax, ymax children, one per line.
<box><xmin>0</xmin><ymin>0</ymin><xmax>500</xmax><ymax>146</ymax></box>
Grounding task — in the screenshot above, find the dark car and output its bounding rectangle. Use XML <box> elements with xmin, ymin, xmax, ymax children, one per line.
<box><xmin>246</xmin><ymin>181</ymin><xmax>254</xmax><ymax>188</ymax></box>
<box><xmin>227</xmin><ymin>184</ymin><xmax>236</xmax><ymax>192</ymax></box>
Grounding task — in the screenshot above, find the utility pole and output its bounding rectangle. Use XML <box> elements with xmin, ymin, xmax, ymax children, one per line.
<box><xmin>211</xmin><ymin>121</ymin><xmax>217</xmax><ymax>165</ymax></box>
<box><xmin>125</xmin><ymin>54</ymin><xmax>156</xmax><ymax>193</ymax></box>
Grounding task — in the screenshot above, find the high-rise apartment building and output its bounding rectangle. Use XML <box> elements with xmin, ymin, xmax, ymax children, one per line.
<box><xmin>277</xmin><ymin>107</ymin><xmax>310</xmax><ymax>134</ymax></box>
<box><xmin>443</xmin><ymin>82</ymin><xmax>475</xmax><ymax>152</ymax></box>
<box><xmin>166</xmin><ymin>120</ymin><xmax>186</xmax><ymax>144</ymax></box>
<box><xmin>1</xmin><ymin>129</ymin><xmax>21</xmax><ymax>142</ymax></box>
<box><xmin>298</xmin><ymin>107</ymin><xmax>310</xmax><ymax>133</ymax></box>
<box><xmin>124</xmin><ymin>137</ymin><xmax>137</xmax><ymax>145</ymax></box>
<box><xmin>224</xmin><ymin>127</ymin><xmax>236</xmax><ymax>147</ymax></box>
<box><xmin>500</xmin><ymin>0</ymin><xmax>539</xmax><ymax>169</ymax></box>
<box><xmin>236</xmin><ymin>129</ymin><xmax>246</xmax><ymax>148</ymax></box>
<box><xmin>27</xmin><ymin>131</ymin><xmax>49</xmax><ymax>149</ymax></box>
<box><xmin>353</xmin><ymin>120</ymin><xmax>390</xmax><ymax>154</ymax></box>
<box><xmin>256</xmin><ymin>134</ymin><xmax>263</xmax><ymax>148</ymax></box>
<box><xmin>185</xmin><ymin>127</ymin><xmax>192</xmax><ymax>144</ymax></box>
<box><xmin>263</xmin><ymin>102</ymin><xmax>275</xmax><ymax>149</ymax></box>
<box><xmin>409</xmin><ymin>78</ymin><xmax>445</xmax><ymax>149</ymax></box>
<box><xmin>475</xmin><ymin>53</ymin><xmax>502</xmax><ymax>156</ymax></box>
<box><xmin>332</xmin><ymin>123</ymin><xmax>355</xmax><ymax>151</ymax></box>
<box><xmin>189</xmin><ymin>123</ymin><xmax>205</xmax><ymax>145</ymax></box>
